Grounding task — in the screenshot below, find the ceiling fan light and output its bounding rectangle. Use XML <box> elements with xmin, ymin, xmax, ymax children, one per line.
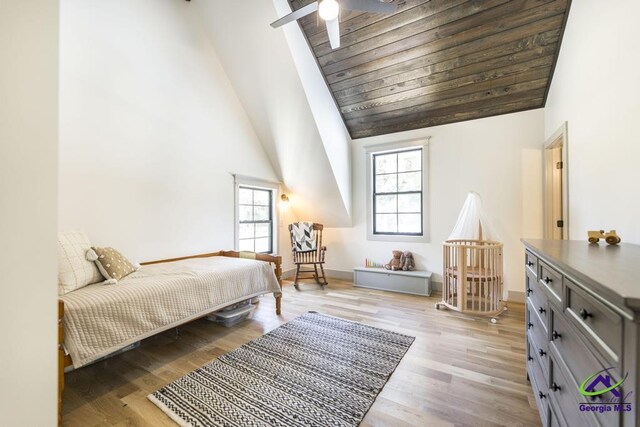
<box><xmin>318</xmin><ymin>0</ymin><xmax>339</xmax><ymax>21</ymax></box>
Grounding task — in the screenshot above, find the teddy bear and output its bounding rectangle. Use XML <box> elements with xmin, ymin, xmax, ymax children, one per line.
<box><xmin>401</xmin><ymin>251</ymin><xmax>415</xmax><ymax>271</ymax></box>
<box><xmin>384</xmin><ymin>250</ymin><xmax>403</xmax><ymax>271</ymax></box>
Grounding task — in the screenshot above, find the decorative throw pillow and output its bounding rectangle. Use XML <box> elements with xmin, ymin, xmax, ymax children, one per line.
<box><xmin>58</xmin><ymin>231</ymin><xmax>105</xmax><ymax>295</ymax></box>
<box><xmin>86</xmin><ymin>247</ymin><xmax>138</xmax><ymax>283</ymax></box>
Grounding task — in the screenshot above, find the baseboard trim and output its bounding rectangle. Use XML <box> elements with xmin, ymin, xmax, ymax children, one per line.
<box><xmin>282</xmin><ymin>269</ymin><xmax>354</xmax><ymax>282</ymax></box>
<box><xmin>324</xmin><ymin>269</ymin><xmax>354</xmax><ymax>281</ymax></box>
<box><xmin>282</xmin><ymin>268</ymin><xmax>296</xmax><ymax>280</ymax></box>
<box><xmin>508</xmin><ymin>290</ymin><xmax>525</xmax><ymax>304</ymax></box>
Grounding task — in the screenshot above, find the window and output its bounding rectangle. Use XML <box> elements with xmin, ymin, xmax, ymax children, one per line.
<box><xmin>237</xmin><ymin>186</ymin><xmax>274</xmax><ymax>253</ymax></box>
<box><xmin>367</xmin><ymin>141</ymin><xmax>429</xmax><ymax>242</ymax></box>
<box><xmin>373</xmin><ymin>148</ymin><xmax>422</xmax><ymax>235</ymax></box>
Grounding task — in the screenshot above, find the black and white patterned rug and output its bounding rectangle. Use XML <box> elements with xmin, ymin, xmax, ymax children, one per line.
<box><xmin>148</xmin><ymin>312</ymin><xmax>414</xmax><ymax>426</ymax></box>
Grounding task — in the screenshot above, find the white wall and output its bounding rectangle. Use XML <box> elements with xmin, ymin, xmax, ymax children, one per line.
<box><xmin>0</xmin><ymin>1</ymin><xmax>59</xmax><ymax>425</ymax></box>
<box><xmin>59</xmin><ymin>0</ymin><xmax>280</xmax><ymax>262</ymax></box>
<box><xmin>545</xmin><ymin>0</ymin><xmax>640</xmax><ymax>244</ymax></box>
<box><xmin>324</xmin><ymin>110</ymin><xmax>545</xmax><ymax>295</ymax></box>
<box><xmin>194</xmin><ymin>0</ymin><xmax>352</xmax><ymax>228</ymax></box>
<box><xmin>273</xmin><ymin>0</ymin><xmax>353</xmax><ymax>221</ymax></box>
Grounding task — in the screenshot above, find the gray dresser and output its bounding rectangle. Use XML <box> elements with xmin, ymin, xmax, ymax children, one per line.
<box><xmin>522</xmin><ymin>239</ymin><xmax>640</xmax><ymax>427</ymax></box>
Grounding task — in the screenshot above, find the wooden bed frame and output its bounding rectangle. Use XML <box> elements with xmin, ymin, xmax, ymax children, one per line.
<box><xmin>58</xmin><ymin>250</ymin><xmax>282</xmax><ymax>425</ymax></box>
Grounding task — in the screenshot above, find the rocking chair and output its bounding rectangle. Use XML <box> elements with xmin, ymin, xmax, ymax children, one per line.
<box><xmin>289</xmin><ymin>222</ymin><xmax>328</xmax><ymax>289</ymax></box>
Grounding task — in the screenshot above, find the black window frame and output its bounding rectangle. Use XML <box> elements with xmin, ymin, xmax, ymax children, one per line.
<box><xmin>238</xmin><ymin>185</ymin><xmax>274</xmax><ymax>254</ymax></box>
<box><xmin>372</xmin><ymin>148</ymin><xmax>423</xmax><ymax>236</ymax></box>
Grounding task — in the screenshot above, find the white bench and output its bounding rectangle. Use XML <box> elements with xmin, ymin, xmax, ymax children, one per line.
<box><xmin>353</xmin><ymin>267</ymin><xmax>432</xmax><ymax>296</ymax></box>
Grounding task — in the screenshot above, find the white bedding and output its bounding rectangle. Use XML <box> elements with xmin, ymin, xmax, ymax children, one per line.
<box><xmin>60</xmin><ymin>256</ymin><xmax>281</xmax><ymax>368</ymax></box>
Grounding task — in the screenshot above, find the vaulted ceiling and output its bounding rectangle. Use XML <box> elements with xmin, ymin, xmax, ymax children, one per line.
<box><xmin>289</xmin><ymin>0</ymin><xmax>571</xmax><ymax>139</ymax></box>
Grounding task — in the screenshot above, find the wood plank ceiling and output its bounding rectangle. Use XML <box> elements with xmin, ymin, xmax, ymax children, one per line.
<box><xmin>288</xmin><ymin>0</ymin><xmax>571</xmax><ymax>139</ymax></box>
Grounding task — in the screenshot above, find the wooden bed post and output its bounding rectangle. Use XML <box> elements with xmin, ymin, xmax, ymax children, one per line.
<box><xmin>275</xmin><ymin>255</ymin><xmax>282</xmax><ymax>315</ymax></box>
<box><xmin>215</xmin><ymin>251</ymin><xmax>283</xmax><ymax>316</ymax></box>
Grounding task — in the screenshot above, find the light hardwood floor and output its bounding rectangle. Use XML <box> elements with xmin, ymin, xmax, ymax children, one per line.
<box><xmin>62</xmin><ymin>280</ymin><xmax>542</xmax><ymax>427</ymax></box>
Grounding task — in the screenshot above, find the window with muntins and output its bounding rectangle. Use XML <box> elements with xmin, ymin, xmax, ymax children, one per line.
<box><xmin>372</xmin><ymin>148</ymin><xmax>423</xmax><ymax>235</ymax></box>
<box><xmin>238</xmin><ymin>186</ymin><xmax>273</xmax><ymax>253</ymax></box>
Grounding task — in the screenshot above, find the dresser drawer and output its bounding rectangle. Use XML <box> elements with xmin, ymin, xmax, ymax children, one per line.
<box><xmin>548</xmin><ymin>351</ymin><xmax>597</xmax><ymax>427</ymax></box>
<box><xmin>565</xmin><ymin>279</ymin><xmax>623</xmax><ymax>366</ymax></box>
<box><xmin>527</xmin><ymin>301</ymin><xmax>549</xmax><ymax>375</ymax></box>
<box><xmin>548</xmin><ymin>397</ymin><xmax>563</xmax><ymax>427</ymax></box>
<box><xmin>527</xmin><ymin>270</ymin><xmax>549</xmax><ymax>332</ymax></box>
<box><xmin>550</xmin><ymin>306</ymin><xmax>617</xmax><ymax>389</ymax></box>
<box><xmin>525</xmin><ymin>250</ymin><xmax>538</xmax><ymax>278</ymax></box>
<box><xmin>550</xmin><ymin>350</ymin><xmax>619</xmax><ymax>427</ymax></box>
<box><xmin>527</xmin><ymin>338</ymin><xmax>548</xmax><ymax>423</ymax></box>
<box><xmin>539</xmin><ymin>260</ymin><xmax>563</xmax><ymax>306</ymax></box>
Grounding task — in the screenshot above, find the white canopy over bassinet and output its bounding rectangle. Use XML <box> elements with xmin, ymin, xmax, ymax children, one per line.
<box><xmin>447</xmin><ymin>192</ymin><xmax>499</xmax><ymax>242</ymax></box>
<box><xmin>438</xmin><ymin>192</ymin><xmax>506</xmax><ymax>319</ymax></box>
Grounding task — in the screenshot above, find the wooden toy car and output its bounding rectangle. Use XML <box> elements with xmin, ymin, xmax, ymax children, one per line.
<box><xmin>588</xmin><ymin>230</ymin><xmax>621</xmax><ymax>245</ymax></box>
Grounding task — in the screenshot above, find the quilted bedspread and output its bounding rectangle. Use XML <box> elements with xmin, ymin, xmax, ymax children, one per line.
<box><xmin>60</xmin><ymin>256</ymin><xmax>281</xmax><ymax>368</ymax></box>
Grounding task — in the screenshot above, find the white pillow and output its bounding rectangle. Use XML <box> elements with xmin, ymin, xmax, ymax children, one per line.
<box><xmin>58</xmin><ymin>231</ymin><xmax>104</xmax><ymax>295</ymax></box>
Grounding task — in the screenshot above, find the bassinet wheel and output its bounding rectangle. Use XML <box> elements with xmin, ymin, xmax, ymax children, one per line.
<box><xmin>435</xmin><ymin>303</ymin><xmax>441</xmax><ymax>310</ymax></box>
<box><xmin>491</xmin><ymin>318</ymin><xmax>497</xmax><ymax>324</ymax></box>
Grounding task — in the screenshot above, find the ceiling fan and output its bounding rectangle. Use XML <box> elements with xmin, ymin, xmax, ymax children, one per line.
<box><xmin>270</xmin><ymin>0</ymin><xmax>397</xmax><ymax>49</ymax></box>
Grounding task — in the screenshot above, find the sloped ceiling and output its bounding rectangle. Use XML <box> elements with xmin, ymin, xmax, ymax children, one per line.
<box><xmin>289</xmin><ymin>0</ymin><xmax>571</xmax><ymax>138</ymax></box>
<box><xmin>194</xmin><ymin>0</ymin><xmax>352</xmax><ymax>227</ymax></box>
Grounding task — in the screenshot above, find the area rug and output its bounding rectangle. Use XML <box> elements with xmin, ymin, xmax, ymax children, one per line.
<box><xmin>148</xmin><ymin>312</ymin><xmax>414</xmax><ymax>426</ymax></box>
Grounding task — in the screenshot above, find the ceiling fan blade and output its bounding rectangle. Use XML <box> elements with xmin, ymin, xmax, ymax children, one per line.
<box><xmin>341</xmin><ymin>0</ymin><xmax>397</xmax><ymax>14</ymax></box>
<box><xmin>270</xmin><ymin>2</ymin><xmax>319</xmax><ymax>28</ymax></box>
<box><xmin>326</xmin><ymin>17</ymin><xmax>340</xmax><ymax>49</ymax></box>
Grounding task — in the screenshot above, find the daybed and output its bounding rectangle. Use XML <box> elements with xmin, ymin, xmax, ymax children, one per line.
<box><xmin>57</xmin><ymin>250</ymin><xmax>282</xmax><ymax>422</ymax></box>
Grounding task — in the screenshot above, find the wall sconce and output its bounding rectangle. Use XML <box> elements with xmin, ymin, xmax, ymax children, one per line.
<box><xmin>280</xmin><ymin>193</ymin><xmax>290</xmax><ymax>211</ymax></box>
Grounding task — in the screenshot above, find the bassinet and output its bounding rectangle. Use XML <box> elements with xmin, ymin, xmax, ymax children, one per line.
<box><xmin>436</xmin><ymin>193</ymin><xmax>506</xmax><ymax>321</ymax></box>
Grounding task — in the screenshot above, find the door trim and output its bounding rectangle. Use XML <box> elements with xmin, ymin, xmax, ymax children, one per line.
<box><xmin>543</xmin><ymin>122</ymin><xmax>569</xmax><ymax>239</ymax></box>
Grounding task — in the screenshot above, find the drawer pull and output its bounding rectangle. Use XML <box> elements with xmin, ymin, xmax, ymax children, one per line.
<box><xmin>527</xmin><ymin>261</ymin><xmax>534</xmax><ymax>267</ymax></box>
<box><xmin>552</xmin><ymin>330</ymin><xmax>562</xmax><ymax>340</ymax></box>
<box><xmin>527</xmin><ymin>356</ymin><xmax>534</xmax><ymax>361</ymax></box>
<box><xmin>538</xmin><ymin>391</ymin><xmax>546</xmax><ymax>399</ymax></box>
<box><xmin>579</xmin><ymin>308</ymin><xmax>593</xmax><ymax>320</ymax></box>
<box><xmin>538</xmin><ymin>349</ymin><xmax>546</xmax><ymax>357</ymax></box>
<box><xmin>527</xmin><ymin>322</ymin><xmax>533</xmax><ymax>330</ymax></box>
<box><xmin>526</xmin><ymin>288</ymin><xmax>532</xmax><ymax>296</ymax></box>
<box><xmin>544</xmin><ymin>276</ymin><xmax>553</xmax><ymax>284</ymax></box>
<box><xmin>551</xmin><ymin>383</ymin><xmax>561</xmax><ymax>392</ymax></box>
<box><xmin>538</xmin><ymin>307</ymin><xmax>546</xmax><ymax>314</ymax></box>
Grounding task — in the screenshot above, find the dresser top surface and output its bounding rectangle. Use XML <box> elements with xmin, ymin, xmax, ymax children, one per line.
<box><xmin>522</xmin><ymin>239</ymin><xmax>640</xmax><ymax>310</ymax></box>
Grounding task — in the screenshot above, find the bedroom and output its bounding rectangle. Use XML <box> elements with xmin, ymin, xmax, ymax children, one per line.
<box><xmin>2</xmin><ymin>0</ymin><xmax>640</xmax><ymax>426</ymax></box>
